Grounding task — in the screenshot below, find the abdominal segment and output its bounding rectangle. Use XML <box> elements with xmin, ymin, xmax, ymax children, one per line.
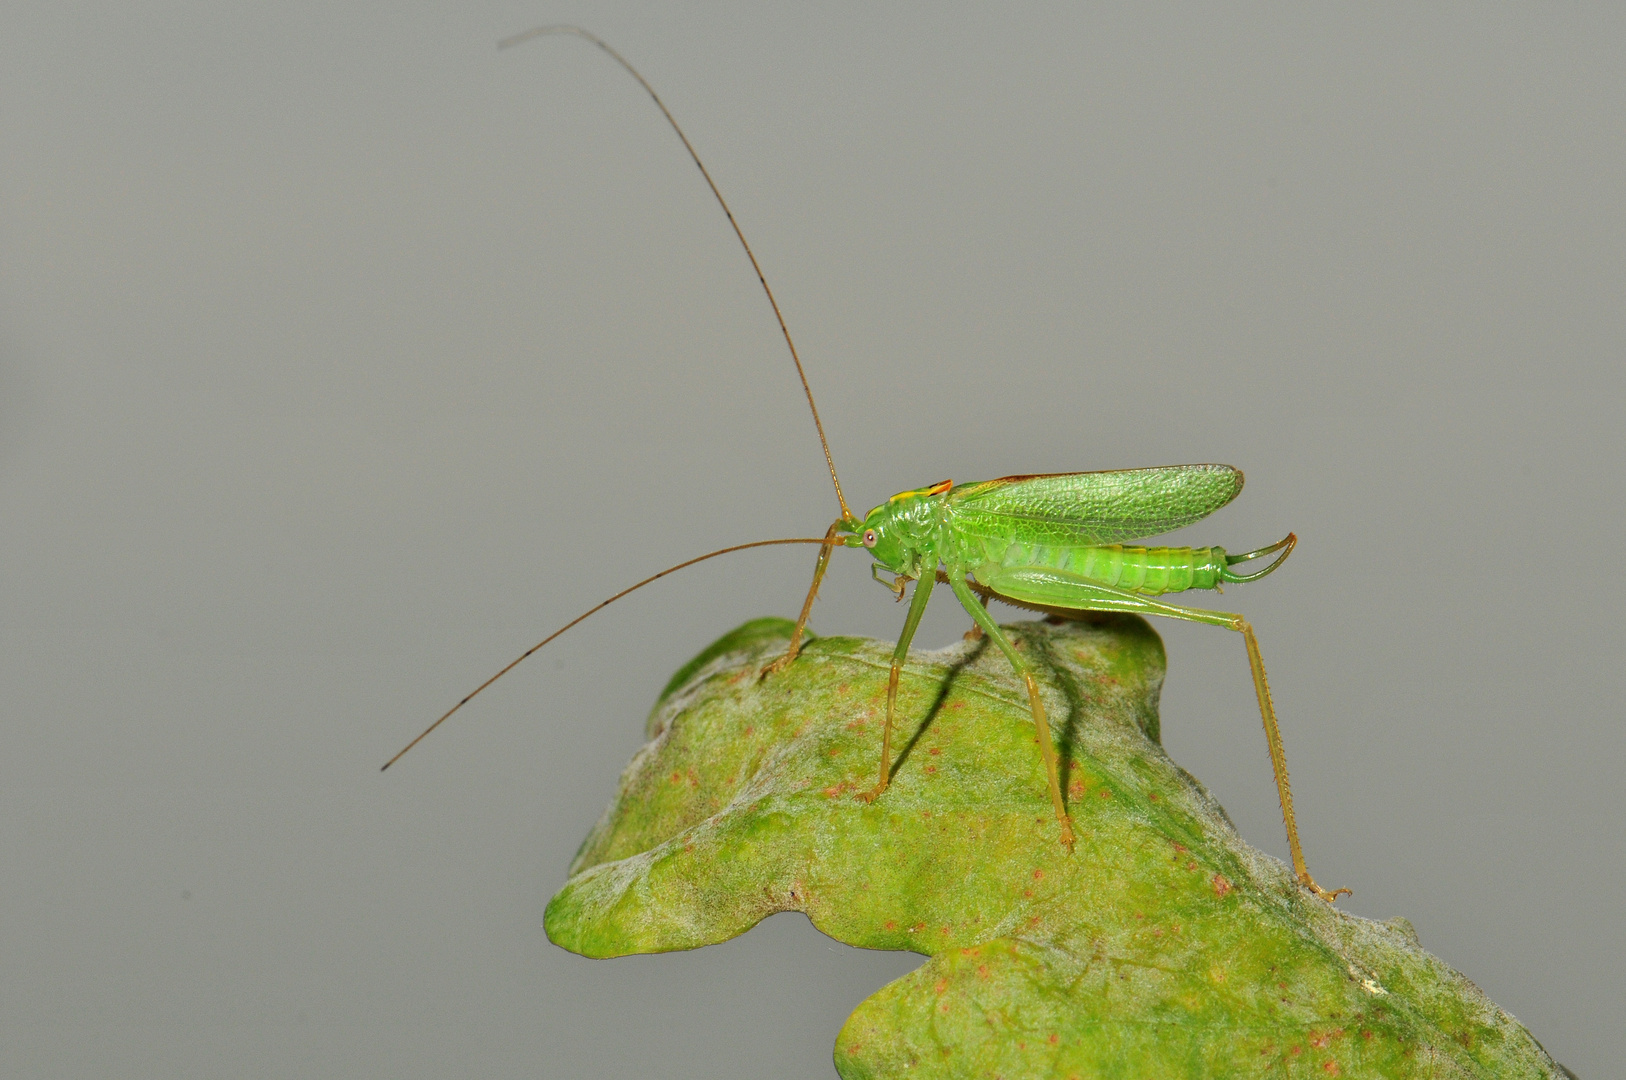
<box><xmin>964</xmin><ymin>534</ymin><xmax>1227</xmax><ymax>596</ymax></box>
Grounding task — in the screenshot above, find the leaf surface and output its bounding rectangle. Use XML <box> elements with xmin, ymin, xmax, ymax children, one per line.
<box><xmin>546</xmin><ymin>616</ymin><xmax>1565</xmax><ymax>1079</ymax></box>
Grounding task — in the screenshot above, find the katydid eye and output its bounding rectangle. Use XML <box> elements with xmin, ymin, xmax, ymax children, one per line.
<box><xmin>863</xmin><ymin>529</ymin><xmax>877</xmax><ymax>548</ymax></box>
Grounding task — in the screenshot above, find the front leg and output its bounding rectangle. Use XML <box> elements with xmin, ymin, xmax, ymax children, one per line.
<box><xmin>761</xmin><ymin>519</ymin><xmax>844</xmax><ymax>679</ymax></box>
<box><xmin>855</xmin><ymin>568</ymin><xmax>937</xmax><ymax>804</ymax></box>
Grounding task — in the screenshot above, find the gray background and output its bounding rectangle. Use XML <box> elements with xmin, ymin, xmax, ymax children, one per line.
<box><xmin>2</xmin><ymin>4</ymin><xmax>1620</xmax><ymax>1077</ymax></box>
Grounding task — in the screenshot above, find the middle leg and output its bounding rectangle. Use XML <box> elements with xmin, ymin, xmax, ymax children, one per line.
<box><xmin>945</xmin><ymin>572</ymin><xmax>1075</xmax><ymax>852</ymax></box>
<box><xmin>855</xmin><ymin>568</ymin><xmax>937</xmax><ymax>803</ymax></box>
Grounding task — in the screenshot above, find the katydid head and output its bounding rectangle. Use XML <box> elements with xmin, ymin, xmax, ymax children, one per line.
<box><xmin>847</xmin><ymin>488</ymin><xmax>941</xmax><ymax>579</ymax></box>
<box><xmin>847</xmin><ymin>505</ymin><xmax>908</xmax><ymax>573</ymax></box>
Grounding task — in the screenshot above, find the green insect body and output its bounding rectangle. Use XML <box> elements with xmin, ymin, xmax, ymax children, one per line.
<box><xmin>390</xmin><ymin>27</ymin><xmax>1349</xmax><ymax>907</ymax></box>
<box><xmin>865</xmin><ymin>466</ymin><xmax>1282</xmax><ymax>596</ymax></box>
<box><xmin>768</xmin><ymin>464</ymin><xmax>1342</xmax><ymax>900</ymax></box>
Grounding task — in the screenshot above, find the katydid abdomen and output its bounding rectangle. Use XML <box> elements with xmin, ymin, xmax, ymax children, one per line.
<box><xmin>962</xmin><ymin>537</ymin><xmax>1229</xmax><ymax>596</ymax></box>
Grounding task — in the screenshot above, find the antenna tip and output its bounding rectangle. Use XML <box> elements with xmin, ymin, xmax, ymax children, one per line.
<box><xmin>497</xmin><ymin>25</ymin><xmax>579</xmax><ymax>51</ymax></box>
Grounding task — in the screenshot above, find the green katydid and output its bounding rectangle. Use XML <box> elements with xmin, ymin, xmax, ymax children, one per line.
<box><xmin>384</xmin><ymin>26</ymin><xmax>1349</xmax><ymax>904</ymax></box>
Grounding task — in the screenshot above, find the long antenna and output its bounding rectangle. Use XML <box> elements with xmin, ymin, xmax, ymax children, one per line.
<box><xmin>498</xmin><ymin>25</ymin><xmax>855</xmax><ymax>524</ymax></box>
<box><xmin>381</xmin><ymin>536</ymin><xmax>834</xmax><ymax>770</ymax></box>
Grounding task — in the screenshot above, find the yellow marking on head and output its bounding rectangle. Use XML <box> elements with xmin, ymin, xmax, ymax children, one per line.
<box><xmin>889</xmin><ymin>479</ymin><xmax>954</xmax><ymax>503</ymax></box>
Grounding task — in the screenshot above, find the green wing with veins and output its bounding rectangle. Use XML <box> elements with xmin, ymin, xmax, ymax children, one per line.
<box><xmin>947</xmin><ymin>464</ymin><xmax>1244</xmax><ymax>546</ymax></box>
